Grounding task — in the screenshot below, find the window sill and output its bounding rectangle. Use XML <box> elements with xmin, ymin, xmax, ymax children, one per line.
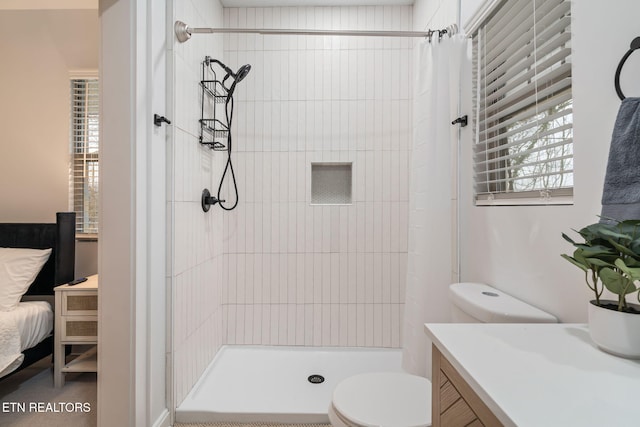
<box><xmin>76</xmin><ymin>234</ymin><xmax>98</xmax><ymax>242</ymax></box>
<box><xmin>475</xmin><ymin>196</ymin><xmax>573</xmax><ymax>206</ymax></box>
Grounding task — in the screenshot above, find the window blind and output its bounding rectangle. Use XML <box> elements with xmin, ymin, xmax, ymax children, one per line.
<box><xmin>472</xmin><ymin>0</ymin><xmax>573</xmax><ymax>205</ymax></box>
<box><xmin>70</xmin><ymin>79</ymin><xmax>99</xmax><ymax>234</ymax></box>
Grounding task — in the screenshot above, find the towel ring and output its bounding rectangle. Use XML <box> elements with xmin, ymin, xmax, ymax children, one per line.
<box><xmin>614</xmin><ymin>36</ymin><xmax>640</xmax><ymax>100</ymax></box>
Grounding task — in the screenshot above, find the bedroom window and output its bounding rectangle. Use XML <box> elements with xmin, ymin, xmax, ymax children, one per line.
<box><xmin>70</xmin><ymin>77</ymin><xmax>99</xmax><ymax>235</ymax></box>
<box><xmin>471</xmin><ymin>0</ymin><xmax>573</xmax><ymax>205</ymax></box>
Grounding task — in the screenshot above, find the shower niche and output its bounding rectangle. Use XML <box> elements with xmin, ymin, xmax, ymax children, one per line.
<box><xmin>199</xmin><ymin>57</ymin><xmax>229</xmax><ymax>150</ymax></box>
<box><xmin>311</xmin><ymin>163</ymin><xmax>353</xmax><ymax>205</ymax></box>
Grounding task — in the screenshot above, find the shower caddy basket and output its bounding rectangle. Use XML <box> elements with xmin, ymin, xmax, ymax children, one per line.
<box><xmin>199</xmin><ymin>56</ymin><xmax>229</xmax><ymax>151</ymax></box>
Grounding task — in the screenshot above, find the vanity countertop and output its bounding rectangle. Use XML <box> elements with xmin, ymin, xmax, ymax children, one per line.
<box><xmin>424</xmin><ymin>323</ymin><xmax>640</xmax><ymax>427</ymax></box>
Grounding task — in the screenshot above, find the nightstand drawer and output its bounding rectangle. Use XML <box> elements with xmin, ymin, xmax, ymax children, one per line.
<box><xmin>62</xmin><ymin>291</ymin><xmax>98</xmax><ymax>316</ymax></box>
<box><xmin>61</xmin><ymin>316</ymin><xmax>98</xmax><ymax>341</ymax></box>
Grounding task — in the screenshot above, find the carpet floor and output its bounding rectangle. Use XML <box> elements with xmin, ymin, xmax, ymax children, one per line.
<box><xmin>0</xmin><ymin>356</ymin><xmax>97</xmax><ymax>427</ymax></box>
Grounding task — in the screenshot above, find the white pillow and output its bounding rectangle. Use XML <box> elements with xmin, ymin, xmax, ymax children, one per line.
<box><xmin>0</xmin><ymin>248</ymin><xmax>52</xmax><ymax>311</ymax></box>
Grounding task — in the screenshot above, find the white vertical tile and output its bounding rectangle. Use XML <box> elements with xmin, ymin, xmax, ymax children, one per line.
<box><xmin>227</xmin><ymin>304</ymin><xmax>237</xmax><ymax>344</ymax></box>
<box><xmin>313</xmin><ymin>304</ymin><xmax>323</xmax><ymax>346</ymax></box>
<box><xmin>322</xmin><ymin>304</ymin><xmax>332</xmax><ymax>346</ymax></box>
<box><xmin>305</xmin><ymin>253</ymin><xmax>314</xmax><ymax>304</ymax></box>
<box><xmin>314</xmin><ymin>206</ymin><xmax>323</xmax><ymax>253</ymax></box>
<box><xmin>271</xmin><ymin>202</ymin><xmax>281</xmax><ymax>253</ymax></box>
<box><xmin>331</xmin><ymin>253</ymin><xmax>340</xmax><ymax>304</ymax></box>
<box><xmin>373</xmin><ymin>304</ymin><xmax>383</xmax><ymax>347</ymax></box>
<box><xmin>262</xmin><ymin>253</ymin><xmax>272</xmax><ymax>303</ymax></box>
<box><xmin>278</xmin><ymin>202</ymin><xmax>288</xmax><ymax>253</ymax></box>
<box><xmin>392</xmin><ymin>303</ymin><xmax>401</xmax><ymax>348</ymax></box>
<box><xmin>382</xmin><ymin>202</ymin><xmax>391</xmax><ymax>253</ymax></box>
<box><xmin>365</xmin><ymin>304</ymin><xmax>375</xmax><ymax>346</ymax></box>
<box><xmin>270</xmin><ymin>304</ymin><xmax>280</xmax><ymax>345</ymax></box>
<box><xmin>365</xmin><ymin>202</ymin><xmax>374</xmax><ymax>252</ymax></box>
<box><xmin>373</xmin><ymin>202</ymin><xmax>382</xmax><ymax>252</ymax></box>
<box><xmin>356</xmin><ymin>304</ymin><xmax>365</xmax><ymax>346</ymax></box>
<box><xmin>390</xmin><ymin>253</ymin><xmax>400</xmax><ymax>304</ymax></box>
<box><xmin>331</xmin><ymin>304</ymin><xmax>340</xmax><ymax>346</ymax></box>
<box><xmin>288</xmin><ymin>202</ymin><xmax>297</xmax><ymax>253</ymax></box>
<box><xmin>254</xmin><ymin>253</ymin><xmax>263</xmax><ymax>303</ymax></box>
<box><xmin>236</xmin><ymin>304</ymin><xmax>246</xmax><ymax>344</ymax></box>
<box><xmin>297</xmin><ymin>203</ymin><xmax>305</xmax><ymax>253</ymax></box>
<box><xmin>237</xmin><ymin>254</ymin><xmax>246</xmax><ymax>304</ymax></box>
<box><xmin>364</xmin><ymin>253</ymin><xmax>374</xmax><ymax>303</ymax></box>
<box><xmin>261</xmin><ymin>302</ymin><xmax>271</xmax><ymax>344</ymax></box>
<box><xmin>228</xmin><ymin>254</ymin><xmax>237</xmax><ymax>303</ymax></box>
<box><xmin>399</xmin><ymin>201</ymin><xmax>409</xmax><ymax>251</ymax></box>
<box><xmin>399</xmin><ymin>253</ymin><xmax>407</xmax><ymax>304</ymax></box>
<box><xmin>373</xmin><ymin>253</ymin><xmax>383</xmax><ymax>303</ymax></box>
<box><xmin>253</xmin><ymin>304</ymin><xmax>262</xmax><ymax>344</ymax></box>
<box><xmin>313</xmin><ymin>254</ymin><xmax>322</xmax><ymax>304</ymax></box>
<box><xmin>356</xmin><ymin>252</ymin><xmax>366</xmax><ymax>304</ymax></box>
<box><xmin>322</xmin><ymin>253</ymin><xmax>331</xmax><ymax>304</ymax></box>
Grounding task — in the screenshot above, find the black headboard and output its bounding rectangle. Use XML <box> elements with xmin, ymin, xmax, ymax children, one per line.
<box><xmin>0</xmin><ymin>212</ymin><xmax>75</xmax><ymax>295</ymax></box>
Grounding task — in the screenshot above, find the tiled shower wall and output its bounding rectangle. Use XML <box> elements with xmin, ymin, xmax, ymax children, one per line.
<box><xmin>221</xmin><ymin>6</ymin><xmax>413</xmax><ymax>347</ymax></box>
<box><xmin>171</xmin><ymin>0</ymin><xmax>226</xmax><ymax>405</ymax></box>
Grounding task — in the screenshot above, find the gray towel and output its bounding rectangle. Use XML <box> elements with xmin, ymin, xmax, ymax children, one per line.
<box><xmin>601</xmin><ymin>97</ymin><xmax>640</xmax><ymax>222</ymax></box>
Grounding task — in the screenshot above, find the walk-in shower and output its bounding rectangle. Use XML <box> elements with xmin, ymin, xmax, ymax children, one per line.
<box><xmin>172</xmin><ymin>6</ymin><xmax>460</xmax><ymax>423</ymax></box>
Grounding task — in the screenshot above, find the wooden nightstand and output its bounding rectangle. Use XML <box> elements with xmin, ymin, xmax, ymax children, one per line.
<box><xmin>54</xmin><ymin>274</ymin><xmax>98</xmax><ymax>388</ymax></box>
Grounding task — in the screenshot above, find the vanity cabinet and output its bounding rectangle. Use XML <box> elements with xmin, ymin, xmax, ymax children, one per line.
<box><xmin>432</xmin><ymin>345</ymin><xmax>503</xmax><ymax>427</ymax></box>
<box><xmin>425</xmin><ymin>323</ymin><xmax>640</xmax><ymax>426</ymax></box>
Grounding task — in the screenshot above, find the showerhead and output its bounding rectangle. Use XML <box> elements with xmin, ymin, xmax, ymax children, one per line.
<box><xmin>235</xmin><ymin>64</ymin><xmax>251</xmax><ymax>83</ymax></box>
<box><xmin>225</xmin><ymin>64</ymin><xmax>252</xmax><ymax>98</ymax></box>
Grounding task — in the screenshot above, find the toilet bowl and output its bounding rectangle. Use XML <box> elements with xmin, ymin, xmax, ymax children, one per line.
<box><xmin>329</xmin><ymin>282</ymin><xmax>558</xmax><ymax>427</ymax></box>
<box><xmin>328</xmin><ymin>372</ymin><xmax>431</xmax><ymax>427</ymax></box>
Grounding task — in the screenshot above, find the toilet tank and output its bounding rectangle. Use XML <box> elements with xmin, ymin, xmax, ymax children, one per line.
<box><xmin>449</xmin><ymin>282</ymin><xmax>557</xmax><ymax>323</ymax></box>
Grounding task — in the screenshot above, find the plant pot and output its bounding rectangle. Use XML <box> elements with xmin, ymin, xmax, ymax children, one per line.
<box><xmin>588</xmin><ymin>300</ymin><xmax>640</xmax><ymax>359</ymax></box>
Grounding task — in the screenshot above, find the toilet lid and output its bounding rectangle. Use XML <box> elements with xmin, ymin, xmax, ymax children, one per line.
<box><xmin>332</xmin><ymin>372</ymin><xmax>431</xmax><ymax>427</ymax></box>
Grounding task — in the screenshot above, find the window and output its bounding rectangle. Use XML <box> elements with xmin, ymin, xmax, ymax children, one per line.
<box><xmin>70</xmin><ymin>78</ymin><xmax>99</xmax><ymax>234</ymax></box>
<box><xmin>472</xmin><ymin>0</ymin><xmax>572</xmax><ymax>205</ymax></box>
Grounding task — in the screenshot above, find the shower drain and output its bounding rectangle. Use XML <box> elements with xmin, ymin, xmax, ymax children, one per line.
<box><xmin>308</xmin><ymin>374</ymin><xmax>325</xmax><ymax>384</ymax></box>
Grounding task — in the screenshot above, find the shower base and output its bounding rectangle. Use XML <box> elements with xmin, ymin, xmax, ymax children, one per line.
<box><xmin>175</xmin><ymin>345</ymin><xmax>403</xmax><ymax>424</ymax></box>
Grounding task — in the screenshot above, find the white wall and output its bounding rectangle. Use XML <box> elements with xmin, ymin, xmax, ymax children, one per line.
<box><xmin>221</xmin><ymin>5</ymin><xmax>412</xmax><ymax>348</ymax></box>
<box><xmin>457</xmin><ymin>0</ymin><xmax>640</xmax><ymax>322</ymax></box>
<box><xmin>0</xmin><ymin>9</ymin><xmax>99</xmax><ymax>278</ymax></box>
<box><xmin>171</xmin><ymin>0</ymin><xmax>227</xmax><ymax>406</ymax></box>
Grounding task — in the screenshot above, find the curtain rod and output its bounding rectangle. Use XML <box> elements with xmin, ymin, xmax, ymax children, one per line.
<box><xmin>174</xmin><ymin>21</ymin><xmax>457</xmax><ymax>43</ymax></box>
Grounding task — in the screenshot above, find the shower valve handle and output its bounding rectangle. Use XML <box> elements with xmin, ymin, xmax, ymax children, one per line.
<box><xmin>201</xmin><ymin>188</ymin><xmax>225</xmax><ymax>212</ymax></box>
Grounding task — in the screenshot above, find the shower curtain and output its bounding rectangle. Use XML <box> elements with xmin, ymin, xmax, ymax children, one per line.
<box><xmin>402</xmin><ymin>33</ymin><xmax>468</xmax><ymax>378</ymax></box>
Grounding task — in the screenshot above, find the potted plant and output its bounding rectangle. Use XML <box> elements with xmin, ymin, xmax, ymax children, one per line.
<box><xmin>562</xmin><ymin>218</ymin><xmax>640</xmax><ymax>358</ymax></box>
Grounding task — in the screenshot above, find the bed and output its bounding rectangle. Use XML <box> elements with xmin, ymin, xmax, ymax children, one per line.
<box><xmin>0</xmin><ymin>212</ymin><xmax>75</xmax><ymax>379</ymax></box>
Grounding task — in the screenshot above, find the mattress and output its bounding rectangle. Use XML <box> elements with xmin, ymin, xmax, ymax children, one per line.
<box><xmin>11</xmin><ymin>301</ymin><xmax>53</xmax><ymax>351</ymax></box>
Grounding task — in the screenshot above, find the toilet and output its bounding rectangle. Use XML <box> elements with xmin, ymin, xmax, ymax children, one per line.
<box><xmin>449</xmin><ymin>282</ymin><xmax>558</xmax><ymax>323</ymax></box>
<box><xmin>328</xmin><ymin>282</ymin><xmax>557</xmax><ymax>427</ymax></box>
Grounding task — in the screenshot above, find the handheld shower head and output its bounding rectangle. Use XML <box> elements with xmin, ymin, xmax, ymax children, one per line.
<box><xmin>225</xmin><ymin>64</ymin><xmax>252</xmax><ymax>98</ymax></box>
<box><xmin>235</xmin><ymin>64</ymin><xmax>251</xmax><ymax>83</ymax></box>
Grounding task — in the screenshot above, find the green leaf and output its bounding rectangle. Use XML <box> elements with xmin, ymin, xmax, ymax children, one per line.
<box><xmin>598</xmin><ymin>228</ymin><xmax>632</xmax><ymax>241</ymax></box>
<box><xmin>575</xmin><ymin>244</ymin><xmax>617</xmax><ymax>258</ymax></box>
<box><xmin>561</xmin><ymin>254</ymin><xmax>588</xmax><ymax>272</ymax></box>
<box><xmin>561</xmin><ymin>232</ymin><xmax>577</xmax><ymax>245</ymax></box>
<box><xmin>580</xmin><ymin>223</ymin><xmax>617</xmax><ymax>241</ymax></box>
<box><xmin>585</xmin><ymin>257</ymin><xmax>614</xmax><ymax>268</ymax></box>
<box><xmin>600</xmin><ymin>268</ymin><xmax>637</xmax><ymax>295</ymax></box>
<box><xmin>614</xmin><ymin>258</ymin><xmax>640</xmax><ymax>281</ymax></box>
<box><xmin>606</xmin><ymin>238</ymin><xmax>637</xmax><ymax>257</ymax></box>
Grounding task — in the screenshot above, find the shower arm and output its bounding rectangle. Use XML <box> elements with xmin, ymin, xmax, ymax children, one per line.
<box><xmin>175</xmin><ymin>21</ymin><xmax>457</xmax><ymax>43</ymax></box>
